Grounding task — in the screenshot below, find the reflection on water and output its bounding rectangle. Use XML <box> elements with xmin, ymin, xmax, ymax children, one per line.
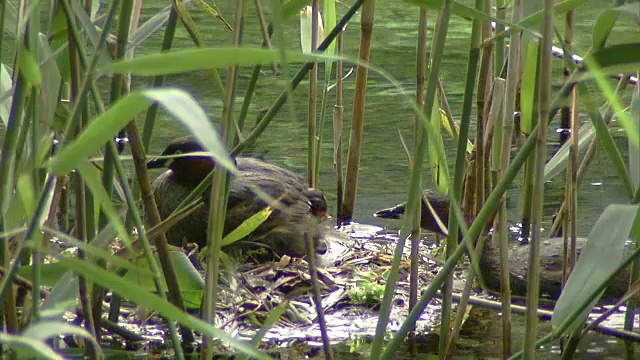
<box><xmin>461</xmin><ymin>307</ymin><xmax>639</xmax><ymax>359</ymax></box>
<box><xmin>328</xmin><ymin>308</ymin><xmax>639</xmax><ymax>359</ymax></box>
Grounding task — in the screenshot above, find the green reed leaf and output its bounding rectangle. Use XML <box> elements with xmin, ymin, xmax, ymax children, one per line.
<box><xmin>75</xmin><ymin>160</ymin><xmax>133</xmax><ymax>249</ymax></box>
<box><xmin>592</xmin><ymin>7</ymin><xmax>619</xmax><ymax>50</ymax></box>
<box><xmin>578</xmin><ymin>82</ymin><xmax>635</xmax><ymax>197</ymax></box>
<box><xmin>544</xmin><ymin>123</ymin><xmax>595</xmax><ymax>182</ymax></box>
<box><xmin>123</xmin><ymin>251</ymin><xmax>205</xmax><ymax>309</ymax></box>
<box><xmin>99</xmin><ymin>47</ymin><xmax>315</xmax><ymax>76</ymax></box>
<box><xmin>49</xmin><ymin>88</ymin><xmax>235</xmax><ymax>175</ymax></box>
<box><xmin>0</xmin><ymin>332</ymin><xmax>65</xmax><ymax>360</ymax></box>
<box><xmin>552</xmin><ymin>204</ymin><xmax>639</xmax><ymax>333</ymax></box>
<box><xmin>221</xmin><ymin>207</ymin><xmax>272</xmax><ymax>246</ymax></box>
<box><xmin>50</xmin><ymin>255</ymin><xmax>269</xmax><ymax>359</ymax></box>
<box><xmin>18</xmin><ymin>48</ymin><xmax>42</xmax><ymax>86</ymax></box>
<box><xmin>520</xmin><ymin>41</ymin><xmax>538</xmax><ymax>134</ymax></box>
<box><xmin>22</xmin><ymin>321</ymin><xmax>102</xmax><ymax>358</ymax></box>
<box><xmin>585</xmin><ymin>55</ymin><xmax>640</xmax><ymax>150</ymax></box>
<box><xmin>37</xmin><ymin>34</ymin><xmax>62</xmax><ymax>128</ymax></box>
<box><xmin>0</xmin><ymin>64</ymin><xmax>14</xmax><ymax>126</ymax></box>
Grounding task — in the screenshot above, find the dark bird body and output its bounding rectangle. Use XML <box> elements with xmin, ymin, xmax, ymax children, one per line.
<box><xmin>375</xmin><ymin>191</ymin><xmax>631</xmax><ymax>300</ymax></box>
<box><xmin>479</xmin><ymin>236</ymin><xmax>631</xmax><ymax>301</ymax></box>
<box><xmin>147</xmin><ymin>137</ymin><xmax>328</xmax><ymax>257</ymax></box>
<box><xmin>374</xmin><ymin>189</ymin><xmax>472</xmax><ymax>236</ymax></box>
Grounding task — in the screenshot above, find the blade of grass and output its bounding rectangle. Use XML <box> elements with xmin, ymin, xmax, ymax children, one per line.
<box><xmin>35</xmin><ymin>247</ymin><xmax>270</xmax><ymax>360</ymax></box>
<box><xmin>49</xmin><ymin>89</ymin><xmax>236</xmax><ymax>176</ymax></box>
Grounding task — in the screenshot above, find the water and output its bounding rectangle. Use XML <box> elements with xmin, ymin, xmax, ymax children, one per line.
<box><xmin>131</xmin><ymin>1</ymin><xmax>639</xmax><ymax>357</ymax></box>
<box><xmin>130</xmin><ymin>1</ymin><xmax>638</xmax><ymax>357</ymax></box>
<box><xmin>138</xmin><ymin>1</ymin><xmax>635</xmax><ymax>232</ymax></box>
<box><xmin>2</xmin><ymin>0</ymin><xmax>637</xmax><ymax>357</ymax></box>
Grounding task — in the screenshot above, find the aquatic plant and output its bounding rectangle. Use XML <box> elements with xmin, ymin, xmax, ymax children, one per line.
<box><xmin>0</xmin><ymin>0</ymin><xmax>637</xmax><ymax>359</ymax></box>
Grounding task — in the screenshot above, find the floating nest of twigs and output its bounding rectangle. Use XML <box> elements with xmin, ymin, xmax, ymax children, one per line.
<box><xmin>102</xmin><ymin>223</ymin><xmax>470</xmax><ymax>356</ymax></box>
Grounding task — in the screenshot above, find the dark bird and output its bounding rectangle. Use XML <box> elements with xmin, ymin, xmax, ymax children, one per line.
<box><xmin>146</xmin><ymin>136</ymin><xmax>329</xmax><ymax>257</ymax></box>
<box><xmin>375</xmin><ymin>191</ymin><xmax>631</xmax><ymax>301</ymax></box>
<box><xmin>374</xmin><ymin>189</ymin><xmax>472</xmax><ymax>236</ymax></box>
<box><xmin>480</xmin><ymin>236</ymin><xmax>632</xmax><ymax>301</ymax></box>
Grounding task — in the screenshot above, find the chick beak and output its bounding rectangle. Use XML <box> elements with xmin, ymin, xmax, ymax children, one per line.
<box><xmin>315</xmin><ymin>209</ymin><xmax>330</xmax><ymax>219</ymax></box>
<box><xmin>373</xmin><ymin>203</ymin><xmax>405</xmax><ymax>219</ymax></box>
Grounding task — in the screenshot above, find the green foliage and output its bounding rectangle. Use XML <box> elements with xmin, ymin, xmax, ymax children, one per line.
<box><xmin>100</xmin><ymin>47</ymin><xmax>317</xmax><ymax>75</ymax></box>
<box><xmin>123</xmin><ymin>251</ymin><xmax>205</xmax><ymax>309</ymax></box>
<box><xmin>221</xmin><ymin>206</ymin><xmax>273</xmax><ymax>246</ymax></box>
<box><xmin>552</xmin><ymin>204</ymin><xmax>639</xmax><ymax>333</ymax></box>
<box><xmin>0</xmin><ymin>321</ymin><xmax>101</xmax><ymax>359</ymax></box>
<box><xmin>520</xmin><ymin>42</ymin><xmax>539</xmax><ymax>135</ymax></box>
<box><xmin>348</xmin><ymin>271</ymin><xmax>386</xmax><ymax>306</ymax></box>
<box><xmin>592</xmin><ymin>3</ymin><xmax>640</xmax><ymax>50</ymax></box>
<box><xmin>428</xmin><ymin>95</ymin><xmax>450</xmax><ymax>194</ymax></box>
<box><xmin>49</xmin><ymin>89</ymin><xmax>236</xmax><ymax>176</ymax></box>
<box><xmin>0</xmin><ymin>0</ymin><xmax>637</xmax><ymax>357</ymax></box>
